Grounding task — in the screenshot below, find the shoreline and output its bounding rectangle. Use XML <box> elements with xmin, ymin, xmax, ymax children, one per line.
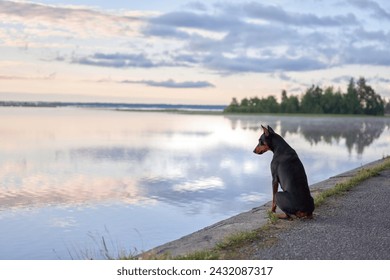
<box><xmin>1</xmin><ymin>102</ymin><xmax>389</xmax><ymax>118</ymax></box>
<box><xmin>141</xmin><ymin>157</ymin><xmax>390</xmax><ymax>259</ymax></box>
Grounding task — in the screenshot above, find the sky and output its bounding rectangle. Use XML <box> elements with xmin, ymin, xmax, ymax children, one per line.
<box><xmin>0</xmin><ymin>0</ymin><xmax>390</xmax><ymax>105</ymax></box>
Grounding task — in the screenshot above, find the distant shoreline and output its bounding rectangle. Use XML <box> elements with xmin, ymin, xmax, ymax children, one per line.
<box><xmin>1</xmin><ymin>101</ymin><xmax>389</xmax><ymax>118</ymax></box>
<box><xmin>0</xmin><ymin>100</ymin><xmax>226</xmax><ymax>113</ymax></box>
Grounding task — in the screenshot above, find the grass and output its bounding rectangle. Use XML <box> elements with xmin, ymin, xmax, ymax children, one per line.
<box><xmin>68</xmin><ymin>228</ymin><xmax>141</xmax><ymax>260</ymax></box>
<box><xmin>176</xmin><ymin>250</ymin><xmax>220</xmax><ymax>260</ymax></box>
<box><xmin>216</xmin><ymin>230</ymin><xmax>261</xmax><ymax>251</ymax></box>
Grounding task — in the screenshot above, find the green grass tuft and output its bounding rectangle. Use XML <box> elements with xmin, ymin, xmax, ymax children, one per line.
<box><xmin>215</xmin><ymin>230</ymin><xmax>260</xmax><ymax>251</ymax></box>
<box><xmin>176</xmin><ymin>250</ymin><xmax>220</xmax><ymax>260</ymax></box>
<box><xmin>267</xmin><ymin>210</ymin><xmax>279</xmax><ymax>223</ymax></box>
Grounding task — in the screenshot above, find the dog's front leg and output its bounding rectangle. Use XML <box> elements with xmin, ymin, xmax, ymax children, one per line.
<box><xmin>271</xmin><ymin>181</ymin><xmax>278</xmax><ymax>212</ymax></box>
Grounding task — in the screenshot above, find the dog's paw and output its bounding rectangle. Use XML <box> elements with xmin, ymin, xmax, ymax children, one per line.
<box><xmin>276</xmin><ymin>213</ymin><xmax>291</xmax><ymax>220</ymax></box>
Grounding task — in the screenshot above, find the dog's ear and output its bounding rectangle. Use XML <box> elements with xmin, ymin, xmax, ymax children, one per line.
<box><xmin>261</xmin><ymin>125</ymin><xmax>270</xmax><ymax>136</ymax></box>
<box><xmin>267</xmin><ymin>125</ymin><xmax>275</xmax><ymax>134</ymax></box>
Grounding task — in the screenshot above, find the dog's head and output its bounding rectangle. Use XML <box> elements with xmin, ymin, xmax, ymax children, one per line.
<box><xmin>253</xmin><ymin>125</ymin><xmax>275</xmax><ymax>155</ymax></box>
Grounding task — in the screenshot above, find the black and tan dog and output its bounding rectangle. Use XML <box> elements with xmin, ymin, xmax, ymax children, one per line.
<box><xmin>253</xmin><ymin>125</ymin><xmax>314</xmax><ymax>219</ymax></box>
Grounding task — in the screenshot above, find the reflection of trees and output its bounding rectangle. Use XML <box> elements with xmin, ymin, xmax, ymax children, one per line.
<box><xmin>297</xmin><ymin>118</ymin><xmax>386</xmax><ymax>154</ymax></box>
<box><xmin>225</xmin><ymin>115</ymin><xmax>389</xmax><ymax>155</ymax></box>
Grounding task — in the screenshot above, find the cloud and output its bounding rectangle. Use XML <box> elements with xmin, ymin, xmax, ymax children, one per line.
<box><xmin>332</xmin><ymin>75</ymin><xmax>353</xmax><ymax>84</ymax></box>
<box><xmin>141</xmin><ymin>3</ymin><xmax>361</xmax><ymax>74</ymax></box>
<box><xmin>373</xmin><ymin>76</ymin><xmax>390</xmax><ymax>83</ymax></box>
<box><xmin>142</xmin><ymin>24</ymin><xmax>192</xmax><ymax>39</ymax></box>
<box><xmin>203</xmin><ymin>54</ymin><xmax>327</xmax><ymax>74</ymax></box>
<box><xmin>216</xmin><ymin>2</ymin><xmax>358</xmax><ymax>27</ymax></box>
<box><xmin>0</xmin><ymin>75</ymin><xmax>29</xmax><ymax>81</ymax></box>
<box><xmin>149</xmin><ymin>11</ymin><xmax>242</xmax><ymax>32</ymax></box>
<box><xmin>172</xmin><ymin>176</ymin><xmax>224</xmax><ymax>192</ymax></box>
<box><xmin>349</xmin><ymin>0</ymin><xmax>390</xmax><ymax>20</ymax></box>
<box><xmin>270</xmin><ymin>72</ymin><xmax>295</xmax><ymax>82</ymax></box>
<box><xmin>342</xmin><ymin>46</ymin><xmax>390</xmax><ymax>66</ymax></box>
<box><xmin>332</xmin><ymin>74</ymin><xmax>390</xmax><ymax>86</ymax></box>
<box><xmin>182</xmin><ymin>2</ymin><xmax>209</xmax><ymax>12</ymax></box>
<box><xmin>148</xmin><ymin>3</ymin><xmax>358</xmax><ymax>36</ymax></box>
<box><xmin>121</xmin><ymin>79</ymin><xmax>214</xmax><ymax>89</ymax></box>
<box><xmin>51</xmin><ymin>1</ymin><xmax>390</xmax><ymax>77</ymax></box>
<box><xmin>349</xmin><ymin>28</ymin><xmax>390</xmax><ymax>44</ymax></box>
<box><xmin>72</xmin><ymin>52</ymin><xmax>180</xmax><ymax>68</ymax></box>
<box><xmin>0</xmin><ymin>73</ymin><xmax>56</xmax><ymax>81</ymax></box>
<box><xmin>4</xmin><ymin>0</ymin><xmax>389</xmax><ymax>80</ymax></box>
<box><xmin>0</xmin><ymin>1</ymin><xmax>143</xmax><ymax>38</ymax></box>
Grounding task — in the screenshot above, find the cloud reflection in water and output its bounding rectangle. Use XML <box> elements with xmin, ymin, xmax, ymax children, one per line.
<box><xmin>1</xmin><ymin>108</ymin><xmax>390</xmax><ymax>259</ymax></box>
<box><xmin>1</xmin><ymin>110</ymin><xmax>390</xmax><ymax>214</ymax></box>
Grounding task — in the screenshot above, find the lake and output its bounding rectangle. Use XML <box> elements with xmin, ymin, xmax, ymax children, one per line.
<box><xmin>0</xmin><ymin>107</ymin><xmax>389</xmax><ymax>259</ymax></box>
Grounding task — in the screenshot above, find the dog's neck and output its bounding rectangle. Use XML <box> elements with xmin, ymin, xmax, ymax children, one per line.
<box><xmin>270</xmin><ymin>134</ymin><xmax>295</xmax><ymax>155</ymax></box>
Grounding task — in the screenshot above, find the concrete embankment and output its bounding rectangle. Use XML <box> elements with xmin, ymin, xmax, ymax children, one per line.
<box><xmin>143</xmin><ymin>158</ymin><xmax>389</xmax><ymax>258</ymax></box>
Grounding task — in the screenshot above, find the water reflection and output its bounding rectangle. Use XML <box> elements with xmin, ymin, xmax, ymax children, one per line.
<box><xmin>0</xmin><ymin>107</ymin><xmax>389</xmax><ymax>259</ymax></box>
<box><xmin>226</xmin><ymin>115</ymin><xmax>389</xmax><ymax>155</ymax></box>
<box><xmin>1</xmin><ymin>110</ymin><xmax>390</xmax><ymax>214</ymax></box>
<box><xmin>66</xmin><ymin>144</ymin><xmax>266</xmax><ymax>214</ymax></box>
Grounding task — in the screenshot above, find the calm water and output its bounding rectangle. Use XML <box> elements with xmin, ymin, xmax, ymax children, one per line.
<box><xmin>0</xmin><ymin>107</ymin><xmax>389</xmax><ymax>259</ymax></box>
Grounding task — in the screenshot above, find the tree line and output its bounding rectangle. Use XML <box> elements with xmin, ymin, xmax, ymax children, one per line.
<box><xmin>224</xmin><ymin>77</ymin><xmax>388</xmax><ymax>116</ymax></box>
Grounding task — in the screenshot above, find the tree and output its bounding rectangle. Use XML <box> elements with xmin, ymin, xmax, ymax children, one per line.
<box><xmin>240</xmin><ymin>97</ymin><xmax>249</xmax><ymax>107</ymax></box>
<box><xmin>344</xmin><ymin>78</ymin><xmax>362</xmax><ymax>114</ymax></box>
<box><xmin>300</xmin><ymin>85</ymin><xmax>323</xmax><ymax>114</ymax></box>
<box><xmin>240</xmin><ymin>97</ymin><xmax>250</xmax><ymax>112</ymax></box>
<box><xmin>263</xmin><ymin>96</ymin><xmax>279</xmax><ymax>113</ymax></box>
<box><xmin>280</xmin><ymin>90</ymin><xmax>288</xmax><ymax>113</ymax></box>
<box><xmin>230</xmin><ymin>97</ymin><xmax>239</xmax><ymax>107</ymax></box>
<box><xmin>287</xmin><ymin>95</ymin><xmax>300</xmax><ymax>113</ymax></box>
<box><xmin>385</xmin><ymin>100</ymin><xmax>390</xmax><ymax>115</ymax></box>
<box><xmin>331</xmin><ymin>89</ymin><xmax>345</xmax><ymax>114</ymax></box>
<box><xmin>320</xmin><ymin>86</ymin><xmax>344</xmax><ymax>114</ymax></box>
<box><xmin>356</xmin><ymin>77</ymin><xmax>384</xmax><ymax>115</ymax></box>
<box><xmin>223</xmin><ymin>76</ymin><xmax>384</xmax><ymax>115</ymax></box>
<box><xmin>249</xmin><ymin>97</ymin><xmax>260</xmax><ymax>113</ymax></box>
<box><xmin>280</xmin><ymin>90</ymin><xmax>299</xmax><ymax>113</ymax></box>
<box><xmin>223</xmin><ymin>97</ymin><xmax>239</xmax><ymax>112</ymax></box>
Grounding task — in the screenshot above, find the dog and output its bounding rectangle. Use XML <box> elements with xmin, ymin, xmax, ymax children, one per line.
<box><xmin>253</xmin><ymin>125</ymin><xmax>314</xmax><ymax>219</ymax></box>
